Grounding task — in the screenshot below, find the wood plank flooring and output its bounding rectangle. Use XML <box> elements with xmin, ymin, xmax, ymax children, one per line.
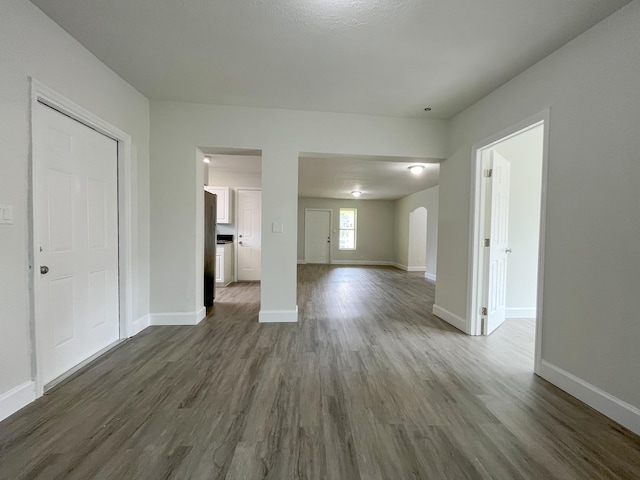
<box><xmin>1</xmin><ymin>265</ymin><xmax>639</xmax><ymax>479</ymax></box>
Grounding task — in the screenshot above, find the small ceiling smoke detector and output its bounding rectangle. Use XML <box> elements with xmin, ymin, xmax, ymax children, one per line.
<box><xmin>408</xmin><ymin>165</ymin><xmax>425</xmax><ymax>175</ymax></box>
<box><xmin>203</xmin><ymin>156</ymin><xmax>211</xmax><ymax>164</ymax></box>
<box><xmin>351</xmin><ymin>191</ymin><xmax>362</xmax><ymax>197</ymax></box>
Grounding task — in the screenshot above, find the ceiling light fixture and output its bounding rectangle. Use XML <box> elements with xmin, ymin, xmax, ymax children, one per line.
<box><xmin>203</xmin><ymin>156</ymin><xmax>211</xmax><ymax>164</ymax></box>
<box><xmin>408</xmin><ymin>165</ymin><xmax>425</xmax><ymax>175</ymax></box>
<box><xmin>424</xmin><ymin>107</ymin><xmax>432</xmax><ymax>112</ymax></box>
<box><xmin>351</xmin><ymin>191</ymin><xmax>362</xmax><ymax>197</ymax></box>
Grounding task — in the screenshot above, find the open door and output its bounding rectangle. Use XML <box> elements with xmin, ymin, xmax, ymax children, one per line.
<box><xmin>483</xmin><ymin>151</ymin><xmax>511</xmax><ymax>334</ymax></box>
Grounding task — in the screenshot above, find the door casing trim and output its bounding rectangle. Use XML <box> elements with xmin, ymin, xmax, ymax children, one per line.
<box><xmin>466</xmin><ymin>108</ymin><xmax>550</xmax><ymax>375</ymax></box>
<box><xmin>29</xmin><ymin>78</ymin><xmax>134</xmax><ymax>396</ymax></box>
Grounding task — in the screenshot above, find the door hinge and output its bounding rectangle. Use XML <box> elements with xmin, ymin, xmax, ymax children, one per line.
<box><xmin>481</xmin><ymin>307</ymin><xmax>488</xmax><ymax>316</ymax></box>
<box><xmin>484</xmin><ymin>168</ymin><xmax>493</xmax><ymax>178</ymax></box>
<box><xmin>484</xmin><ymin>238</ymin><xmax>490</xmax><ymax>247</ymax></box>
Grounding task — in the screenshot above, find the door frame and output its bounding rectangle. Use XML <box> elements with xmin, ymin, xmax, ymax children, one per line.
<box><xmin>30</xmin><ymin>79</ymin><xmax>134</xmax><ymax>396</ymax></box>
<box><xmin>466</xmin><ymin>109</ymin><xmax>550</xmax><ymax>374</ymax></box>
<box><xmin>234</xmin><ymin>187</ymin><xmax>262</xmax><ymax>281</ymax></box>
<box><xmin>304</xmin><ymin>208</ymin><xmax>333</xmax><ymax>264</ymax></box>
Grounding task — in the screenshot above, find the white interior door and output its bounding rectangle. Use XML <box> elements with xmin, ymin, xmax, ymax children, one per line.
<box><xmin>237</xmin><ymin>189</ymin><xmax>261</xmax><ymax>281</ymax></box>
<box><xmin>305</xmin><ymin>209</ymin><xmax>331</xmax><ymax>264</ymax></box>
<box><xmin>34</xmin><ymin>102</ymin><xmax>120</xmax><ymax>386</ymax></box>
<box><xmin>483</xmin><ymin>151</ymin><xmax>511</xmax><ymax>334</ymax></box>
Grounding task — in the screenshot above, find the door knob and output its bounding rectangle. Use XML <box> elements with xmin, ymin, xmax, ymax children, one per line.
<box><xmin>239</xmin><ymin>241</ymin><xmax>243</xmax><ymax>245</ymax></box>
<box><xmin>505</xmin><ymin>248</ymin><xmax>512</xmax><ymax>253</ymax></box>
<box><xmin>40</xmin><ymin>266</ymin><xmax>49</xmax><ymax>274</ymax></box>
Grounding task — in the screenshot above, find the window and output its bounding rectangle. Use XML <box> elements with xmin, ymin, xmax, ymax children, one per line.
<box><xmin>339</xmin><ymin>208</ymin><xmax>357</xmax><ymax>250</ymax></box>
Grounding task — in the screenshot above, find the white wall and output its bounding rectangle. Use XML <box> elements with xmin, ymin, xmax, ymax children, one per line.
<box><xmin>408</xmin><ymin>207</ymin><xmax>428</xmax><ymax>270</ymax></box>
<box><xmin>297</xmin><ymin>198</ymin><xmax>395</xmax><ymax>264</ymax></box>
<box><xmin>394</xmin><ymin>186</ymin><xmax>439</xmax><ymax>278</ymax></box>
<box><xmin>435</xmin><ymin>0</ymin><xmax>640</xmax><ymax>418</ymax></box>
<box><xmin>0</xmin><ymin>0</ymin><xmax>149</xmax><ymax>418</ymax></box>
<box><xmin>493</xmin><ymin>125</ymin><xmax>543</xmax><ymax>318</ymax></box>
<box><xmin>150</xmin><ymin>101</ymin><xmax>448</xmax><ymax>321</ymax></box>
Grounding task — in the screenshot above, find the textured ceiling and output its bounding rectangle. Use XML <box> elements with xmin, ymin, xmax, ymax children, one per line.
<box><xmin>201</xmin><ymin>152</ymin><xmax>440</xmax><ymax>200</ymax></box>
<box><xmin>299</xmin><ymin>155</ymin><xmax>440</xmax><ymax>200</ymax></box>
<box><xmin>30</xmin><ymin>0</ymin><xmax>629</xmax><ymax>118</ymax></box>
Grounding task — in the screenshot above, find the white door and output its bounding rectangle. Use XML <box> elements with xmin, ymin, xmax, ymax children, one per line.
<box><xmin>305</xmin><ymin>209</ymin><xmax>331</xmax><ymax>264</ymax></box>
<box><xmin>237</xmin><ymin>189</ymin><xmax>261</xmax><ymax>281</ymax></box>
<box><xmin>34</xmin><ymin>102</ymin><xmax>120</xmax><ymax>386</ymax></box>
<box><xmin>483</xmin><ymin>151</ymin><xmax>511</xmax><ymax>334</ymax></box>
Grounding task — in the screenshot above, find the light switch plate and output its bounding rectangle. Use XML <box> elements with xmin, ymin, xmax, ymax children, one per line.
<box><xmin>0</xmin><ymin>205</ymin><xmax>13</xmax><ymax>225</ymax></box>
<box><xmin>272</xmin><ymin>222</ymin><xmax>284</xmax><ymax>233</ymax></box>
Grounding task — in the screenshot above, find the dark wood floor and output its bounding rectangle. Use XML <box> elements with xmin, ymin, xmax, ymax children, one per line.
<box><xmin>1</xmin><ymin>265</ymin><xmax>639</xmax><ymax>479</ymax></box>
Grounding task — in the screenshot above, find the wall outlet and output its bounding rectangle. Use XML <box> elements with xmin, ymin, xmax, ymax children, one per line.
<box><xmin>0</xmin><ymin>205</ymin><xmax>13</xmax><ymax>225</ymax></box>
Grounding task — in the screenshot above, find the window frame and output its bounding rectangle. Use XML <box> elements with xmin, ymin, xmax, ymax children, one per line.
<box><xmin>338</xmin><ymin>207</ymin><xmax>357</xmax><ymax>251</ymax></box>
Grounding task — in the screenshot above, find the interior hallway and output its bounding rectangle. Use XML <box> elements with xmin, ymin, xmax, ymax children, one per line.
<box><xmin>0</xmin><ymin>265</ymin><xmax>639</xmax><ymax>479</ymax></box>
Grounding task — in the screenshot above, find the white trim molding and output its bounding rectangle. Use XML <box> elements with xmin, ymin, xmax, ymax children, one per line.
<box><xmin>259</xmin><ymin>307</ymin><xmax>298</xmax><ymax>323</ymax></box>
<box><xmin>466</xmin><ymin>109</ymin><xmax>550</xmax><ymax>374</ymax></box>
<box><xmin>0</xmin><ymin>381</ymin><xmax>36</xmax><ymax>422</ymax></box>
<box><xmin>131</xmin><ymin>314</ymin><xmax>151</xmax><ymax>336</ymax></box>
<box><xmin>424</xmin><ymin>272</ymin><xmax>437</xmax><ymax>282</ymax></box>
<box><xmin>506</xmin><ymin>307</ymin><xmax>536</xmax><ymax>319</ymax></box>
<box><xmin>331</xmin><ymin>260</ymin><xmax>394</xmax><ymax>266</ymax></box>
<box><xmin>432</xmin><ymin>305</ymin><xmax>469</xmax><ymax>334</ymax></box>
<box><xmin>297</xmin><ymin>259</ymin><xmax>306</xmax><ymax>264</ymax></box>
<box><xmin>151</xmin><ymin>307</ymin><xmax>206</xmax><ymax>326</ymax></box>
<box><xmin>406</xmin><ymin>266</ymin><xmax>427</xmax><ymax>272</ymax></box>
<box><xmin>539</xmin><ymin>360</ymin><xmax>640</xmax><ymax>436</ymax></box>
<box><xmin>29</xmin><ymin>78</ymin><xmax>135</xmax><ymax>397</ymax></box>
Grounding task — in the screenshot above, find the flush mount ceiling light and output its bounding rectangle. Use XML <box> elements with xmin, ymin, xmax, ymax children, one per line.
<box><xmin>203</xmin><ymin>156</ymin><xmax>211</xmax><ymax>164</ymax></box>
<box><xmin>408</xmin><ymin>165</ymin><xmax>425</xmax><ymax>175</ymax></box>
<box><xmin>351</xmin><ymin>191</ymin><xmax>362</xmax><ymax>197</ymax></box>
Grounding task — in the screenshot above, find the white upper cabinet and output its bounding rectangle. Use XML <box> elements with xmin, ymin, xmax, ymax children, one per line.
<box><xmin>204</xmin><ymin>186</ymin><xmax>232</xmax><ymax>223</ymax></box>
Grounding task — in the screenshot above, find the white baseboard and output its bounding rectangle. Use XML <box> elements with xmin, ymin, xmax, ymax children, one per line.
<box><xmin>150</xmin><ymin>307</ymin><xmax>206</xmax><ymax>326</ymax></box>
<box><xmin>0</xmin><ymin>381</ymin><xmax>36</xmax><ymax>422</ymax></box>
<box><xmin>432</xmin><ymin>304</ymin><xmax>468</xmax><ymax>334</ymax></box>
<box><xmin>506</xmin><ymin>307</ymin><xmax>536</xmax><ymax>319</ymax></box>
<box><xmin>130</xmin><ymin>314</ymin><xmax>150</xmax><ymax>336</ymax></box>
<box><xmin>259</xmin><ymin>306</ymin><xmax>298</xmax><ymax>323</ymax></box>
<box><xmin>539</xmin><ymin>360</ymin><xmax>640</xmax><ymax>435</ymax></box>
<box><xmin>297</xmin><ymin>259</ymin><xmax>306</xmax><ymax>264</ymax></box>
<box><xmin>330</xmin><ymin>260</ymin><xmax>393</xmax><ymax>266</ymax></box>
<box><xmin>392</xmin><ymin>264</ymin><xmax>435</xmax><ymax>280</ymax></box>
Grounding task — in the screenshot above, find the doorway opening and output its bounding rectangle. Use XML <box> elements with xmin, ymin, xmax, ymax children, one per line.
<box><xmin>199</xmin><ymin>147</ymin><xmax>262</xmax><ymax>315</ymax></box>
<box><xmin>467</xmin><ymin>110</ymin><xmax>549</xmax><ymax>373</ymax></box>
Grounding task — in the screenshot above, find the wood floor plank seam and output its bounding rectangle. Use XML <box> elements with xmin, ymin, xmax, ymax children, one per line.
<box><xmin>0</xmin><ymin>265</ymin><xmax>639</xmax><ymax>479</ymax></box>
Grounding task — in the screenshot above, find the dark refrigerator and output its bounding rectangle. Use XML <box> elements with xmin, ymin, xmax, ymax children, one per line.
<box><xmin>204</xmin><ymin>191</ymin><xmax>217</xmax><ymax>307</ymax></box>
